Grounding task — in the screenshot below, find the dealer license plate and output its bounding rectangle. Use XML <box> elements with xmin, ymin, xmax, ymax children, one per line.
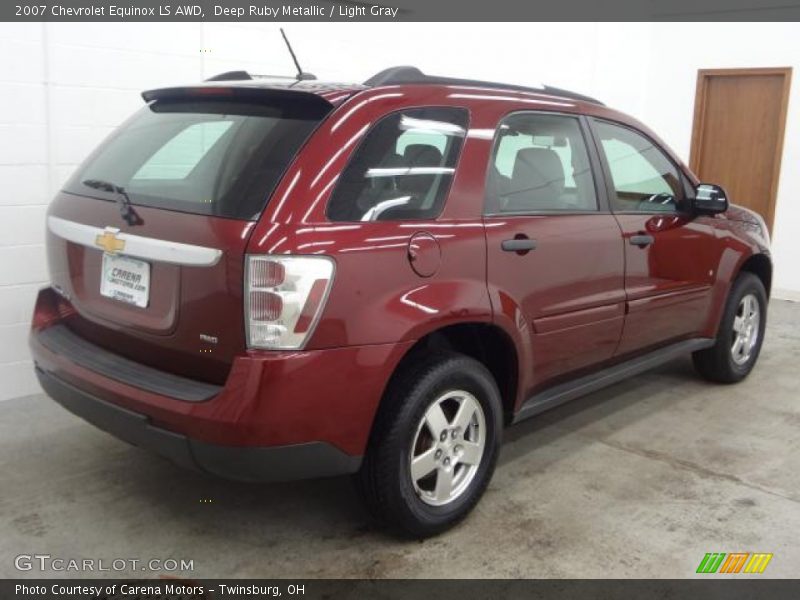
<box><xmin>100</xmin><ymin>253</ymin><xmax>150</xmax><ymax>308</ymax></box>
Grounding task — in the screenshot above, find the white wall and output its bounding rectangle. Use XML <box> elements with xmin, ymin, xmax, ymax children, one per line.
<box><xmin>0</xmin><ymin>22</ymin><xmax>294</xmax><ymax>399</ymax></box>
<box><xmin>0</xmin><ymin>22</ymin><xmax>797</xmax><ymax>400</ymax></box>
<box><xmin>643</xmin><ymin>23</ymin><xmax>800</xmax><ymax>299</ymax></box>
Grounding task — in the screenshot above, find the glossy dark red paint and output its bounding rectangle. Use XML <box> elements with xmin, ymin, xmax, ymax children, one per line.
<box><xmin>46</xmin><ymin>195</ymin><xmax>254</xmax><ymax>384</ymax></box>
<box><xmin>32</xmin><ymin>79</ymin><xmax>772</xmax><ymax>466</ymax></box>
<box><xmin>613</xmin><ymin>213</ymin><xmax>719</xmax><ymax>355</ymax></box>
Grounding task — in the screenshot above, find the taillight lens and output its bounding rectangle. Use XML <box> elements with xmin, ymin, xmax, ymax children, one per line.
<box><xmin>250</xmin><ymin>259</ymin><xmax>285</xmax><ymax>288</ymax></box>
<box><xmin>249</xmin><ymin>290</ymin><xmax>283</xmax><ymax>321</ymax></box>
<box><xmin>245</xmin><ymin>255</ymin><xmax>335</xmax><ymax>350</ymax></box>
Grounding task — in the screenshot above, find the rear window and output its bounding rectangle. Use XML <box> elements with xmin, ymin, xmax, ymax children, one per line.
<box><xmin>64</xmin><ymin>98</ymin><xmax>330</xmax><ymax>220</ymax></box>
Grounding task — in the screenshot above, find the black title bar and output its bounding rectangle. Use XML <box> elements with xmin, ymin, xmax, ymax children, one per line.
<box><xmin>5</xmin><ymin>0</ymin><xmax>800</xmax><ymax>22</ymax></box>
<box><xmin>4</xmin><ymin>579</ymin><xmax>800</xmax><ymax>600</ymax></box>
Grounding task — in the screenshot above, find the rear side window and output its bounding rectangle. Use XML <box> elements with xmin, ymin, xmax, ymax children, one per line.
<box><xmin>486</xmin><ymin>113</ymin><xmax>597</xmax><ymax>214</ymax></box>
<box><xmin>593</xmin><ymin>119</ymin><xmax>685</xmax><ymax>213</ymax></box>
<box><xmin>64</xmin><ymin>99</ymin><xmax>330</xmax><ymax>220</ymax></box>
<box><xmin>326</xmin><ymin>107</ymin><xmax>468</xmax><ymax>222</ymax></box>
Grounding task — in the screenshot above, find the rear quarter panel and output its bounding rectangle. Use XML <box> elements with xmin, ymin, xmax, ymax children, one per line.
<box><xmin>248</xmin><ymin>87</ymin><xmax>498</xmax><ymax>350</ymax></box>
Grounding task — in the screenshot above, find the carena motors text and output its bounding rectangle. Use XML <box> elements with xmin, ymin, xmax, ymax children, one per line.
<box><xmin>16</xmin><ymin>583</ymin><xmax>301</xmax><ymax>596</ymax></box>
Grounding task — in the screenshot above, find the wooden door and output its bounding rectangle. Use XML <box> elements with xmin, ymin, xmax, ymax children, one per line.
<box><xmin>689</xmin><ymin>68</ymin><xmax>792</xmax><ymax>233</ymax></box>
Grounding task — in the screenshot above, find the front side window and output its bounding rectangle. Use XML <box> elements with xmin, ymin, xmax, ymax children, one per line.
<box><xmin>593</xmin><ymin>120</ymin><xmax>684</xmax><ymax>213</ymax></box>
<box><xmin>486</xmin><ymin>113</ymin><xmax>598</xmax><ymax>214</ymax></box>
<box><xmin>326</xmin><ymin>107</ymin><xmax>469</xmax><ymax>222</ymax></box>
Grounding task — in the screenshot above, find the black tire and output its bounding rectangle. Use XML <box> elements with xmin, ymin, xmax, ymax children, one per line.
<box><xmin>355</xmin><ymin>351</ymin><xmax>503</xmax><ymax>538</ymax></box>
<box><xmin>693</xmin><ymin>272</ymin><xmax>767</xmax><ymax>383</ymax></box>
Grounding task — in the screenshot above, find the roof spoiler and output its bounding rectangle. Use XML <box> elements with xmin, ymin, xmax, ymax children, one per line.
<box><xmin>364</xmin><ymin>66</ymin><xmax>604</xmax><ymax>106</ymax></box>
<box><xmin>140</xmin><ymin>84</ymin><xmax>334</xmax><ymax>110</ymax></box>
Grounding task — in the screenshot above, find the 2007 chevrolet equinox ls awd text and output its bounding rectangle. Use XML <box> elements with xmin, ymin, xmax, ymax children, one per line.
<box><xmin>30</xmin><ymin>66</ymin><xmax>771</xmax><ymax>536</ymax></box>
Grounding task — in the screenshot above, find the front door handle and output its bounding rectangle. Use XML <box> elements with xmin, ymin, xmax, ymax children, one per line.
<box><xmin>629</xmin><ymin>234</ymin><xmax>655</xmax><ymax>247</ymax></box>
<box><xmin>502</xmin><ymin>238</ymin><xmax>537</xmax><ymax>253</ymax></box>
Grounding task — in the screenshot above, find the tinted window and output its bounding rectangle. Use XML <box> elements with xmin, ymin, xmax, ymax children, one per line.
<box><xmin>64</xmin><ymin>99</ymin><xmax>330</xmax><ymax>220</ymax></box>
<box><xmin>326</xmin><ymin>108</ymin><xmax>468</xmax><ymax>222</ymax></box>
<box><xmin>133</xmin><ymin>120</ymin><xmax>233</xmax><ymax>180</ymax></box>
<box><xmin>486</xmin><ymin>114</ymin><xmax>597</xmax><ymax>213</ymax></box>
<box><xmin>594</xmin><ymin>120</ymin><xmax>684</xmax><ymax>213</ymax></box>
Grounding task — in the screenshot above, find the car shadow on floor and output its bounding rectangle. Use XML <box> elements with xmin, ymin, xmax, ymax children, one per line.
<box><xmin>500</xmin><ymin>356</ymin><xmax>704</xmax><ymax>466</ymax></box>
<box><xmin>44</xmin><ymin>356</ymin><xmax>703</xmax><ymax>544</ymax></box>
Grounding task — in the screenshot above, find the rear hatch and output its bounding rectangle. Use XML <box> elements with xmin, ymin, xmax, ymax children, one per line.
<box><xmin>45</xmin><ymin>86</ymin><xmax>335</xmax><ymax>384</ymax></box>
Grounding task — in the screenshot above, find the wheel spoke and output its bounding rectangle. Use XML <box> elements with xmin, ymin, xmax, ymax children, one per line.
<box><xmin>410</xmin><ymin>447</ymin><xmax>438</xmax><ymax>482</ymax></box>
<box><xmin>425</xmin><ymin>402</ymin><xmax>449</xmax><ymax>436</ymax></box>
<box><xmin>434</xmin><ymin>467</ymin><xmax>454</xmax><ymax>502</ymax></box>
<box><xmin>459</xmin><ymin>440</ymin><xmax>483</xmax><ymax>466</ymax></box>
<box><xmin>733</xmin><ymin>315</ymin><xmax>745</xmax><ymax>334</ymax></box>
<box><xmin>452</xmin><ymin>396</ymin><xmax>477</xmax><ymax>431</ymax></box>
<box><xmin>732</xmin><ymin>336</ymin><xmax>744</xmax><ymax>358</ymax></box>
<box><xmin>747</xmin><ymin>295</ymin><xmax>756</xmax><ymax>318</ymax></box>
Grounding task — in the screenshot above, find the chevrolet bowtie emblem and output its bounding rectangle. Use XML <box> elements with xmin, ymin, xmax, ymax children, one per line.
<box><xmin>95</xmin><ymin>227</ymin><xmax>125</xmax><ymax>254</ymax></box>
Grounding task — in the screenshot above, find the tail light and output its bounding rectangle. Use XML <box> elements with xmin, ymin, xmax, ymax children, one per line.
<box><xmin>245</xmin><ymin>255</ymin><xmax>335</xmax><ymax>350</ymax></box>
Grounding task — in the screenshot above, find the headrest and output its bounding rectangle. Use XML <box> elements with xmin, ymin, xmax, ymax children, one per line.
<box><xmin>403</xmin><ymin>144</ymin><xmax>443</xmax><ymax>166</ymax></box>
<box><xmin>512</xmin><ymin>148</ymin><xmax>564</xmax><ymax>186</ymax></box>
<box><xmin>501</xmin><ymin>147</ymin><xmax>566</xmax><ymax>211</ymax></box>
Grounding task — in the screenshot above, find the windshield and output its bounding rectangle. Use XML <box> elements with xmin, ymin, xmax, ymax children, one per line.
<box><xmin>63</xmin><ymin>98</ymin><xmax>330</xmax><ymax>220</ymax></box>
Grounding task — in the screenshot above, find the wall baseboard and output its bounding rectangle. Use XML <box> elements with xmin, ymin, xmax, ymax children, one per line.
<box><xmin>773</xmin><ymin>288</ymin><xmax>800</xmax><ymax>302</ymax></box>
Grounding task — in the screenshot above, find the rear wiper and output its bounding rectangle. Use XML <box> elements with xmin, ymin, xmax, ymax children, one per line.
<box><xmin>82</xmin><ymin>179</ymin><xmax>143</xmax><ymax>226</ymax></box>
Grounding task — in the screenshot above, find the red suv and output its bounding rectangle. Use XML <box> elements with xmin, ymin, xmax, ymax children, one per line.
<box><xmin>30</xmin><ymin>67</ymin><xmax>771</xmax><ymax>536</ymax></box>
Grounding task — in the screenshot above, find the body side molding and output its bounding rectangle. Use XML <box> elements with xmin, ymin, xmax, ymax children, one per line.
<box><xmin>514</xmin><ymin>338</ymin><xmax>715</xmax><ymax>423</ymax></box>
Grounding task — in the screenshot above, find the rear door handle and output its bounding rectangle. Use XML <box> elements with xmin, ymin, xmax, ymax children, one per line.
<box><xmin>629</xmin><ymin>234</ymin><xmax>655</xmax><ymax>247</ymax></box>
<box><xmin>502</xmin><ymin>238</ymin><xmax>537</xmax><ymax>252</ymax></box>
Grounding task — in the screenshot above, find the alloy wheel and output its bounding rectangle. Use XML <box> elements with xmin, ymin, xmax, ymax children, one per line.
<box><xmin>731</xmin><ymin>293</ymin><xmax>760</xmax><ymax>366</ymax></box>
<box><xmin>409</xmin><ymin>390</ymin><xmax>486</xmax><ymax>507</ymax></box>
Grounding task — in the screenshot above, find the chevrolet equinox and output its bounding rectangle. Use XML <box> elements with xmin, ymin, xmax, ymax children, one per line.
<box><xmin>30</xmin><ymin>66</ymin><xmax>771</xmax><ymax>536</ymax></box>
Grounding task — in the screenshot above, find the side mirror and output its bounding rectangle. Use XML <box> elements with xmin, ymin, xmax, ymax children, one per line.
<box><xmin>692</xmin><ymin>183</ymin><xmax>728</xmax><ymax>215</ymax></box>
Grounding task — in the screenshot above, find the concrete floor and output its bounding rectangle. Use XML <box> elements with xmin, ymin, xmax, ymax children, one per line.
<box><xmin>1</xmin><ymin>299</ymin><xmax>798</xmax><ymax>579</ymax></box>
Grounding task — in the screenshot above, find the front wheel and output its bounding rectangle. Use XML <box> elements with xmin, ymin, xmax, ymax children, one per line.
<box><xmin>356</xmin><ymin>352</ymin><xmax>502</xmax><ymax>537</ymax></box>
<box><xmin>693</xmin><ymin>272</ymin><xmax>767</xmax><ymax>383</ymax></box>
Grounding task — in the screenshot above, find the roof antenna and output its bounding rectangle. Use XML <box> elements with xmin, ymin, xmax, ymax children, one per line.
<box><xmin>280</xmin><ymin>28</ymin><xmax>316</xmax><ymax>81</ymax></box>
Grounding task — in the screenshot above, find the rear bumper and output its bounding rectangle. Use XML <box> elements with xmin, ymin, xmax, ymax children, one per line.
<box><xmin>35</xmin><ymin>366</ymin><xmax>360</xmax><ymax>482</ymax></box>
<box><xmin>30</xmin><ymin>288</ymin><xmax>414</xmax><ymax>481</ymax></box>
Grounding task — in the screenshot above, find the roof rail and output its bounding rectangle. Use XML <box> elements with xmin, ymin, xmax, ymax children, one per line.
<box><xmin>363</xmin><ymin>66</ymin><xmax>604</xmax><ymax>106</ymax></box>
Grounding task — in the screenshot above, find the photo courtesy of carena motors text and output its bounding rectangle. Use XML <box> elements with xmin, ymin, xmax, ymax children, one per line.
<box><xmin>2</xmin><ymin>0</ymin><xmax>800</xmax><ymax>595</ymax></box>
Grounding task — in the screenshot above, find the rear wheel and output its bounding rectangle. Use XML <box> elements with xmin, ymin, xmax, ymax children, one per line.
<box><xmin>356</xmin><ymin>352</ymin><xmax>502</xmax><ymax>537</ymax></box>
<box><xmin>693</xmin><ymin>272</ymin><xmax>767</xmax><ymax>383</ymax></box>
